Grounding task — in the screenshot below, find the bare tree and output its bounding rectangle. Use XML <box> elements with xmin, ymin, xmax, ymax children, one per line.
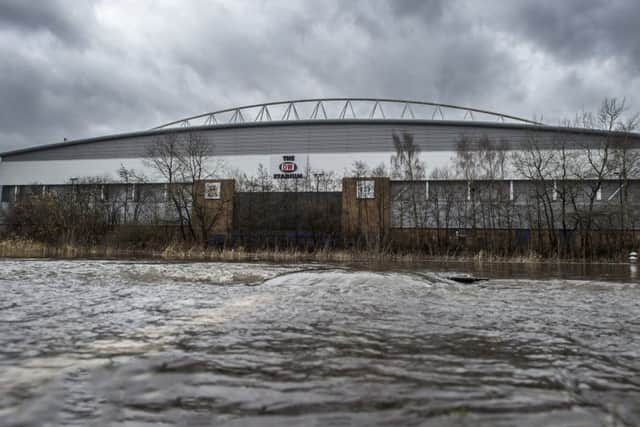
<box><xmin>608</xmin><ymin>109</ymin><xmax>640</xmax><ymax>241</ymax></box>
<box><xmin>426</xmin><ymin>167</ymin><xmax>457</xmax><ymax>254</ymax></box>
<box><xmin>512</xmin><ymin>135</ymin><xmax>562</xmax><ymax>254</ymax></box>
<box><xmin>145</xmin><ymin>134</ymin><xmax>189</xmax><ymax>239</ymax></box>
<box><xmin>115</xmin><ymin>164</ymin><xmax>152</xmax><ymax>224</ymax></box>
<box><xmin>454</xmin><ymin>136</ymin><xmax>511</xmax><ymax>235</ymax></box>
<box><xmin>455</xmin><ymin>136</ymin><xmax>510</xmax><ymax>180</ymax></box>
<box><xmin>5</xmin><ymin>178</ymin><xmax>112</xmax><ymax>245</ymax></box>
<box><xmin>350</xmin><ymin>160</ymin><xmax>370</xmax><ymax>178</ymax></box>
<box><xmin>145</xmin><ymin>132</ymin><xmax>225</xmax><ymax>246</ymax></box>
<box><xmin>391</xmin><ymin>132</ymin><xmax>425</xmax><ymax>230</ymax></box>
<box><xmin>256</xmin><ymin>163</ymin><xmax>274</xmax><ymax>192</ymax></box>
<box><xmin>182</xmin><ymin>134</ymin><xmax>228</xmax><ymax>246</ymax></box>
<box><xmin>569</xmin><ymin>98</ymin><xmax>628</xmax><ymax>257</ymax></box>
<box><xmin>391</xmin><ymin>132</ymin><xmax>424</xmax><ymax>180</ymax></box>
<box><xmin>370</xmin><ymin>162</ymin><xmax>388</xmax><ymax>178</ymax></box>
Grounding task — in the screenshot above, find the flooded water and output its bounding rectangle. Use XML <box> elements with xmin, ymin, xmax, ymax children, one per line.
<box><xmin>1</xmin><ymin>259</ymin><xmax>639</xmax><ymax>426</ymax></box>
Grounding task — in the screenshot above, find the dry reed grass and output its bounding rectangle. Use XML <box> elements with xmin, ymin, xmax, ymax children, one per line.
<box><xmin>0</xmin><ymin>238</ymin><xmax>622</xmax><ymax>265</ymax></box>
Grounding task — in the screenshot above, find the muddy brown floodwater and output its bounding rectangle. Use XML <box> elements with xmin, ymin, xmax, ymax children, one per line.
<box><xmin>0</xmin><ymin>259</ymin><xmax>639</xmax><ymax>426</ymax></box>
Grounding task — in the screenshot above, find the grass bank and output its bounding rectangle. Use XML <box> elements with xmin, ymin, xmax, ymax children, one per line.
<box><xmin>0</xmin><ymin>238</ymin><xmax>629</xmax><ymax>265</ymax></box>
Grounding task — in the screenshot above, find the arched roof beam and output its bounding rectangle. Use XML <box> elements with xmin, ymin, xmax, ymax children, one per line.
<box><xmin>401</xmin><ymin>103</ymin><xmax>415</xmax><ymax>119</ymax></box>
<box><xmin>310</xmin><ymin>101</ymin><xmax>328</xmax><ymax>120</ymax></box>
<box><xmin>339</xmin><ymin>100</ymin><xmax>357</xmax><ymax>119</ymax></box>
<box><xmin>152</xmin><ymin>97</ymin><xmax>543</xmax><ymax>129</ymax></box>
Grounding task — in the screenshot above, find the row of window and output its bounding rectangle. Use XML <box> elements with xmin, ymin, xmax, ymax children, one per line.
<box><xmin>356</xmin><ymin>180</ymin><xmax>618</xmax><ymax>202</ymax></box>
<box><xmin>0</xmin><ymin>181</ymin><xmax>621</xmax><ymax>204</ymax></box>
<box><xmin>0</xmin><ymin>184</ymin><xmax>168</xmax><ymax>203</ymax></box>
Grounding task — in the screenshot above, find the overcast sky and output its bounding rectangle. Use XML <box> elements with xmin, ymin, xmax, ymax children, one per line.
<box><xmin>0</xmin><ymin>0</ymin><xmax>638</xmax><ymax>152</ymax></box>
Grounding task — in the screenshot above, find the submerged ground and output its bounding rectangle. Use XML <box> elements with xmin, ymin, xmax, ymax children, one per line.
<box><xmin>0</xmin><ymin>260</ymin><xmax>639</xmax><ymax>426</ymax></box>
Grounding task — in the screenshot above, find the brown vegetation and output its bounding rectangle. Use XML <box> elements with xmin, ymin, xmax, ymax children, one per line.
<box><xmin>0</xmin><ymin>237</ymin><xmax>625</xmax><ymax>264</ymax></box>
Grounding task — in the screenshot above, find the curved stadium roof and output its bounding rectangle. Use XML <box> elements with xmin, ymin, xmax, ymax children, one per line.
<box><xmin>2</xmin><ymin>98</ymin><xmax>639</xmax><ymax>160</ymax></box>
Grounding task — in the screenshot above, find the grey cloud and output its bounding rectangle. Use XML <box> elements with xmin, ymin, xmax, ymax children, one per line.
<box><xmin>485</xmin><ymin>0</ymin><xmax>640</xmax><ymax>72</ymax></box>
<box><xmin>386</xmin><ymin>0</ymin><xmax>446</xmax><ymax>22</ymax></box>
<box><xmin>0</xmin><ymin>0</ymin><xmax>94</xmax><ymax>44</ymax></box>
<box><xmin>0</xmin><ymin>0</ymin><xmax>637</xmax><ymax>153</ymax></box>
<box><xmin>0</xmin><ymin>35</ymin><xmax>186</xmax><ymax>149</ymax></box>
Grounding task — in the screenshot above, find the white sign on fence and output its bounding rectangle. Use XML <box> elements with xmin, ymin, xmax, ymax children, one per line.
<box><xmin>357</xmin><ymin>180</ymin><xmax>375</xmax><ymax>199</ymax></box>
<box><xmin>270</xmin><ymin>154</ymin><xmax>307</xmax><ymax>179</ymax></box>
<box><xmin>204</xmin><ymin>182</ymin><xmax>221</xmax><ymax>200</ymax></box>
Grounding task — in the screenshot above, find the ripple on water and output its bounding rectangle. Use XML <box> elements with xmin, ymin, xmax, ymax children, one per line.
<box><xmin>0</xmin><ymin>259</ymin><xmax>639</xmax><ymax>426</ymax></box>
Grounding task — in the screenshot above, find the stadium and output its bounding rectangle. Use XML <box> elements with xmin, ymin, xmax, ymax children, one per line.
<box><xmin>1</xmin><ymin>97</ymin><xmax>638</xmax><ymax>187</ymax></box>
<box><xmin>2</xmin><ymin>97</ymin><xmax>640</xmax><ymax>258</ymax></box>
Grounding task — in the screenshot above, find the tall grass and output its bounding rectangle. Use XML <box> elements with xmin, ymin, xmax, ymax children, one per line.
<box><xmin>0</xmin><ymin>237</ymin><xmax>620</xmax><ymax>264</ymax></box>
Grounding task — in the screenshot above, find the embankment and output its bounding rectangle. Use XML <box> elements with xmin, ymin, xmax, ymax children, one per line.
<box><xmin>0</xmin><ymin>238</ymin><xmax>630</xmax><ymax>264</ymax></box>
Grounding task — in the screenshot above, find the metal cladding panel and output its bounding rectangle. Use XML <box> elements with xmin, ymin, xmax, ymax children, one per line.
<box><xmin>2</xmin><ymin>122</ymin><xmax>636</xmax><ymax>162</ymax></box>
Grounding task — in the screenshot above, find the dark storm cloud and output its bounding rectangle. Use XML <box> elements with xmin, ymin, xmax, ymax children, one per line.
<box><xmin>0</xmin><ymin>0</ymin><xmax>637</xmax><ymax>153</ymax></box>
<box><xmin>0</xmin><ymin>0</ymin><xmax>93</xmax><ymax>43</ymax></box>
<box><xmin>0</xmin><ymin>33</ymin><xmax>175</xmax><ymax>149</ymax></box>
<box><xmin>488</xmin><ymin>0</ymin><xmax>640</xmax><ymax>72</ymax></box>
<box><xmin>387</xmin><ymin>0</ymin><xmax>446</xmax><ymax>21</ymax></box>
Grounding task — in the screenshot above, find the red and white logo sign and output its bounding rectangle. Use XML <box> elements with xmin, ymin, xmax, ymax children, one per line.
<box><xmin>271</xmin><ymin>154</ymin><xmax>307</xmax><ymax>179</ymax></box>
<box><xmin>279</xmin><ymin>161</ymin><xmax>298</xmax><ymax>173</ymax></box>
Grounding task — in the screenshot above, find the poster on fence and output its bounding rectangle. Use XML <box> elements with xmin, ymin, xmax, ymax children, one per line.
<box><xmin>270</xmin><ymin>154</ymin><xmax>307</xmax><ymax>179</ymax></box>
<box><xmin>204</xmin><ymin>182</ymin><xmax>221</xmax><ymax>199</ymax></box>
<box><xmin>357</xmin><ymin>180</ymin><xmax>375</xmax><ymax>199</ymax></box>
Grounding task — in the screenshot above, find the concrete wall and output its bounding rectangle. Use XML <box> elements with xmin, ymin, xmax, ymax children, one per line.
<box><xmin>0</xmin><ymin>152</ymin><xmax>453</xmax><ymax>185</ymax></box>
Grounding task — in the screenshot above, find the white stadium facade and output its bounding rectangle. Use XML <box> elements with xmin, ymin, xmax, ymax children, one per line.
<box><xmin>1</xmin><ymin>98</ymin><xmax>639</xmax><ymax>186</ymax></box>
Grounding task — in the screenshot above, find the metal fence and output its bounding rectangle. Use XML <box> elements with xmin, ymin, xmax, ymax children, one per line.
<box><xmin>390</xmin><ymin>179</ymin><xmax>640</xmax><ymax>230</ymax></box>
<box><xmin>232</xmin><ymin>191</ymin><xmax>342</xmax><ymax>247</ymax></box>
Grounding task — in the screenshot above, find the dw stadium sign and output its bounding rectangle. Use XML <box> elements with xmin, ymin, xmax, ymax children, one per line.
<box><xmin>271</xmin><ymin>154</ymin><xmax>306</xmax><ymax>179</ymax></box>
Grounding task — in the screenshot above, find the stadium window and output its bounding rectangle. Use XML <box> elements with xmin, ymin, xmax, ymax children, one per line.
<box><xmin>596</xmin><ymin>188</ymin><xmax>602</xmax><ymax>201</ymax></box>
<box><xmin>552</xmin><ymin>180</ymin><xmax>558</xmax><ymax>201</ymax></box>
<box><xmin>509</xmin><ymin>180</ymin><xmax>514</xmax><ymax>201</ymax></box>
<box><xmin>425</xmin><ymin>180</ymin><xmax>429</xmax><ymax>200</ymax></box>
<box><xmin>357</xmin><ymin>180</ymin><xmax>375</xmax><ymax>199</ymax></box>
<box><xmin>1</xmin><ymin>186</ymin><xmax>12</xmax><ymax>203</ymax></box>
<box><xmin>130</xmin><ymin>184</ymin><xmax>140</xmax><ymax>202</ymax></box>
